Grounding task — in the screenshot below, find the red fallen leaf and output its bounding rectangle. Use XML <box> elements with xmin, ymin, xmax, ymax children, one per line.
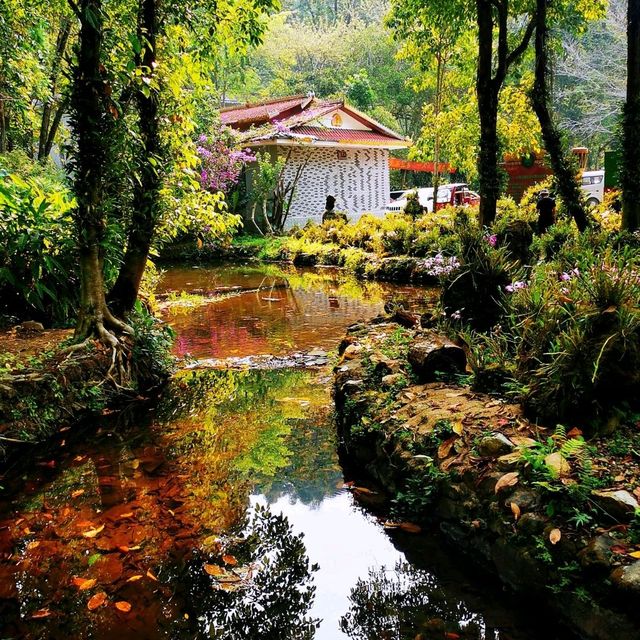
<box><xmin>31</xmin><ymin>608</ymin><xmax>52</xmax><ymax>619</ymax></box>
<box><xmin>445</xmin><ymin>633</ymin><xmax>461</xmax><ymax>640</ymax></box>
<box><xmin>222</xmin><ymin>555</ymin><xmax>238</xmax><ymax>566</ymax></box>
<box><xmin>115</xmin><ymin>601</ymin><xmax>132</xmax><ymax>613</ymax></box>
<box><xmin>437</xmin><ymin>436</ymin><xmax>457</xmax><ymax>460</ymax></box>
<box><xmin>494</xmin><ymin>472</ymin><xmax>519</xmax><ymax>493</ymax></box>
<box><xmin>510</xmin><ymin>502</ymin><xmax>521</xmax><ymax>521</ymax></box>
<box><xmin>72</xmin><ymin>577</ymin><xmax>97</xmax><ymax>590</ymax></box>
<box><xmin>82</xmin><ymin>524</ymin><xmax>105</xmax><ymax>539</ymax></box>
<box><xmin>611</xmin><ymin>545</ymin><xmax>628</xmax><ymax>554</ymax></box>
<box><xmin>87</xmin><ymin>591</ymin><xmax>107</xmax><ymax>611</ymax></box>
<box><xmin>567</xmin><ymin>427</ymin><xmax>583</xmax><ymax>438</ymax></box>
<box><xmin>204</xmin><ymin>564</ymin><xmax>224</xmax><ymax>576</ymax></box>
<box><xmin>126</xmin><ymin>575</ymin><xmax>143</xmax><ymax>582</ymax></box>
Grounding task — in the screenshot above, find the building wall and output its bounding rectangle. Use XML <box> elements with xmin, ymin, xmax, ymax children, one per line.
<box><xmin>277</xmin><ymin>146</ymin><xmax>390</xmax><ymax>229</ymax></box>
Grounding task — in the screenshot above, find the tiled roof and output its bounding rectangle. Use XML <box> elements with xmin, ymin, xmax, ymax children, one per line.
<box><xmin>293</xmin><ymin>126</ymin><xmax>406</xmax><ymax>144</ymax></box>
<box><xmin>223</xmin><ymin>95</ymin><xmax>409</xmax><ymax>146</ymax></box>
<box><xmin>220</xmin><ymin>95</ymin><xmax>308</xmax><ymax>126</ymax></box>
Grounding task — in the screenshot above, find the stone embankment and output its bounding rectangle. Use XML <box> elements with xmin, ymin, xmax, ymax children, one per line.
<box><xmin>334</xmin><ymin>318</ymin><xmax>640</xmax><ymax>640</ymax></box>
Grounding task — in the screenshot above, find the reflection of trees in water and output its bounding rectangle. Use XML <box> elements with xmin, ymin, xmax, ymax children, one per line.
<box><xmin>340</xmin><ymin>561</ymin><xmax>492</xmax><ymax>640</ymax></box>
<box><xmin>183</xmin><ymin>506</ymin><xmax>319</xmax><ymax>640</ymax></box>
<box><xmin>256</xmin><ymin>415</ymin><xmax>344</xmax><ymax>507</ymax></box>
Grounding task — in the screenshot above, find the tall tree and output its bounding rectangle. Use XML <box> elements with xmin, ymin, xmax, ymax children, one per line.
<box><xmin>107</xmin><ymin>0</ymin><xmax>161</xmax><ymax>315</ymax></box>
<box><xmin>530</xmin><ymin>0</ymin><xmax>588</xmax><ymax>232</ymax></box>
<box><xmin>67</xmin><ymin>0</ymin><xmax>132</xmax><ymax>343</ymax></box>
<box><xmin>475</xmin><ymin>0</ymin><xmax>535</xmax><ymax>227</ymax></box>
<box><xmin>622</xmin><ymin>0</ymin><xmax>640</xmax><ymax>230</ymax></box>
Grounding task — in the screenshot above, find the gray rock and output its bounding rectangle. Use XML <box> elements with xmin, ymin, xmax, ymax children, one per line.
<box><xmin>478</xmin><ymin>432</ymin><xmax>514</xmax><ymax>457</ymax></box>
<box><xmin>611</xmin><ymin>561</ymin><xmax>640</xmax><ymax>595</ymax></box>
<box><xmin>381</xmin><ymin>373</ymin><xmax>404</xmax><ymax>388</ymax></box>
<box><xmin>517</xmin><ymin>513</ymin><xmax>548</xmax><ymax>535</ymax></box>
<box><xmin>505</xmin><ymin>488</ymin><xmax>541</xmax><ymax>513</ymax></box>
<box><xmin>407</xmin><ymin>332</ymin><xmax>466</xmax><ymax>382</ymax></box>
<box><xmin>579</xmin><ymin>536</ymin><xmax>614</xmax><ymax>572</ymax></box>
<box><xmin>591</xmin><ymin>489</ymin><xmax>639</xmax><ymax>522</ymax></box>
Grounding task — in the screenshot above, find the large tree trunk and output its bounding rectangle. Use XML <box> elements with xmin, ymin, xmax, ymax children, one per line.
<box><xmin>37</xmin><ymin>17</ymin><xmax>72</xmax><ymax>161</ymax></box>
<box><xmin>476</xmin><ymin>0</ymin><xmax>501</xmax><ymax>227</ymax></box>
<box><xmin>622</xmin><ymin>0</ymin><xmax>640</xmax><ymax>231</ymax></box>
<box><xmin>530</xmin><ymin>0</ymin><xmax>588</xmax><ymax>232</ymax></box>
<box><xmin>108</xmin><ymin>0</ymin><xmax>161</xmax><ymax>316</ymax></box>
<box><xmin>70</xmin><ymin>0</ymin><xmax>131</xmax><ymax>343</ymax></box>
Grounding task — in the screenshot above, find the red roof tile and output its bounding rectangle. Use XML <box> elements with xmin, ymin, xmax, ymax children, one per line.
<box><xmin>293</xmin><ymin>126</ymin><xmax>405</xmax><ymax>144</ymax></box>
<box><xmin>220</xmin><ymin>96</ymin><xmax>308</xmax><ymax>126</ymax></box>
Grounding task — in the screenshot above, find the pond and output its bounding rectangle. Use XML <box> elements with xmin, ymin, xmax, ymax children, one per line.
<box><xmin>0</xmin><ymin>263</ymin><xmax>575</xmax><ymax>639</ymax></box>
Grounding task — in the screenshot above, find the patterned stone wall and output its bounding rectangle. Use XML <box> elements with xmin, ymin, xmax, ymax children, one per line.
<box><xmin>276</xmin><ymin>146</ymin><xmax>390</xmax><ymax>229</ymax></box>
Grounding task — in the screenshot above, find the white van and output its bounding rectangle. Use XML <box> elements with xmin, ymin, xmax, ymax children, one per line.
<box><xmin>580</xmin><ymin>170</ymin><xmax>605</xmax><ymax>206</ymax></box>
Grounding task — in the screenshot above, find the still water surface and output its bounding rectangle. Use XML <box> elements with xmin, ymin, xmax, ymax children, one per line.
<box><xmin>0</xmin><ymin>263</ymin><xmax>572</xmax><ymax>639</ymax></box>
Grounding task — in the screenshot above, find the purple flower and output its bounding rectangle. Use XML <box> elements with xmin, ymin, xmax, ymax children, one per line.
<box><xmin>505</xmin><ymin>281</ymin><xmax>527</xmax><ymax>293</ymax></box>
<box><xmin>560</xmin><ymin>272</ymin><xmax>571</xmax><ymax>281</ymax></box>
<box><xmin>487</xmin><ymin>234</ymin><xmax>497</xmax><ymax>247</ymax></box>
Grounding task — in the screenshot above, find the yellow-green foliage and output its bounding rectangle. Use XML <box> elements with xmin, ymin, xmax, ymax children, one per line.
<box><xmin>290</xmin><ymin>208</ymin><xmax>468</xmax><ymax>259</ymax></box>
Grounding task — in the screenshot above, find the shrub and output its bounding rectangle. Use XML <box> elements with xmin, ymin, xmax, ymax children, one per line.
<box><xmin>440</xmin><ymin>221</ymin><xmax>517</xmax><ymax>330</ymax></box>
<box><xmin>0</xmin><ymin>172</ymin><xmax>78</xmax><ymax>324</ymax></box>
<box><xmin>502</xmin><ymin>244</ymin><xmax>640</xmax><ymax>424</ymax></box>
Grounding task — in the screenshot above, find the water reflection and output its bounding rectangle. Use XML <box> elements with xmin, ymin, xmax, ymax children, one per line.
<box><xmin>158</xmin><ymin>263</ymin><xmax>434</xmax><ymax>359</ymax></box>
<box><xmin>341</xmin><ymin>562</ymin><xmax>487</xmax><ymax>640</ymax></box>
<box><xmin>183</xmin><ymin>506</ymin><xmax>319</xmax><ymax>640</ymax></box>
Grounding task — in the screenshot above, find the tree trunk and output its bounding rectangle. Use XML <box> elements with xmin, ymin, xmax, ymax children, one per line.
<box><xmin>70</xmin><ymin>0</ymin><xmax>131</xmax><ymax>342</ymax></box>
<box><xmin>108</xmin><ymin>0</ymin><xmax>161</xmax><ymax>316</ymax></box>
<box><xmin>530</xmin><ymin>0</ymin><xmax>588</xmax><ymax>232</ymax></box>
<box><xmin>622</xmin><ymin>0</ymin><xmax>640</xmax><ymax>231</ymax></box>
<box><xmin>38</xmin><ymin>17</ymin><xmax>72</xmax><ymax>161</ymax></box>
<box><xmin>476</xmin><ymin>0</ymin><xmax>501</xmax><ymax>227</ymax></box>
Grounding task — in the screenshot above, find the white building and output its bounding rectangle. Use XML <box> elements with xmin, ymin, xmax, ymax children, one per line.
<box><xmin>220</xmin><ymin>95</ymin><xmax>409</xmax><ymax>230</ymax></box>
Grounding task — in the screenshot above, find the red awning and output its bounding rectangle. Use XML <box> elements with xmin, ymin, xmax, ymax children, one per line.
<box><xmin>389</xmin><ymin>158</ymin><xmax>455</xmax><ymax>173</ymax></box>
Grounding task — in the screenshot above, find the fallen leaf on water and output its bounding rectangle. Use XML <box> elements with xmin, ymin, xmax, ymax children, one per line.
<box><xmin>510</xmin><ymin>502</ymin><xmax>521</xmax><ymax>521</ymax></box>
<box><xmin>223</xmin><ymin>555</ymin><xmax>238</xmax><ymax>566</ymax></box>
<box><xmin>31</xmin><ymin>608</ymin><xmax>52</xmax><ymax>619</ymax></box>
<box><xmin>87</xmin><ymin>591</ymin><xmax>107</xmax><ymax>611</ymax></box>
<box><xmin>126</xmin><ymin>575</ymin><xmax>143</xmax><ymax>582</ymax></box>
<box><xmin>204</xmin><ymin>564</ymin><xmax>224</xmax><ymax>576</ymax></box>
<box><xmin>494</xmin><ymin>472</ymin><xmax>519</xmax><ymax>493</ymax></box>
<box><xmin>73</xmin><ymin>577</ymin><xmax>97</xmax><ymax>590</ymax></box>
<box><xmin>352</xmin><ymin>486</ymin><xmax>376</xmax><ymax>495</ymax></box>
<box><xmin>82</xmin><ymin>524</ymin><xmax>105</xmax><ymax>539</ymax></box>
<box><xmin>549</xmin><ymin>528</ymin><xmax>561</xmax><ymax>545</ymax></box>
<box><xmin>115</xmin><ymin>601</ymin><xmax>132</xmax><ymax>613</ymax></box>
